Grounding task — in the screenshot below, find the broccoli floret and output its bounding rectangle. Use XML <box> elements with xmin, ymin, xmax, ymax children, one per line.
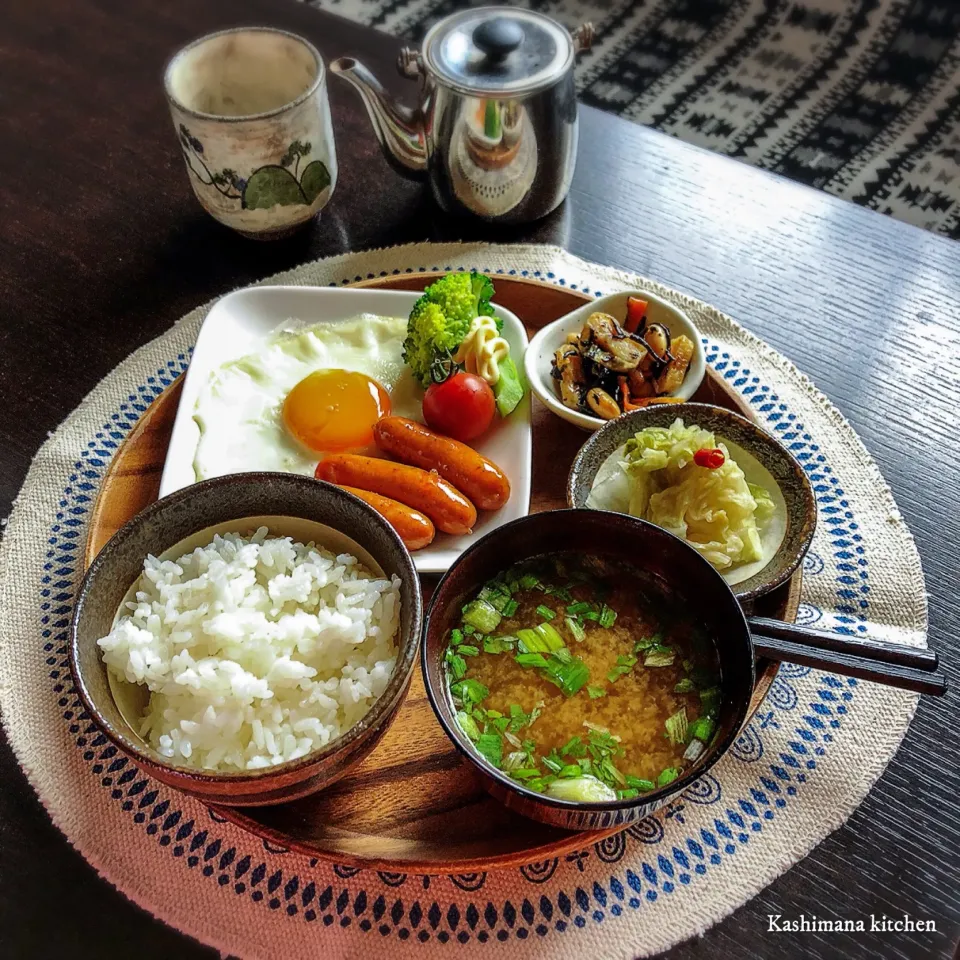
<box><xmin>402</xmin><ymin>271</ymin><xmax>497</xmax><ymax>386</ymax></box>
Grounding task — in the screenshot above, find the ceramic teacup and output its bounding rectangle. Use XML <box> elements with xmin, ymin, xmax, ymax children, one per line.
<box><xmin>164</xmin><ymin>27</ymin><xmax>338</xmax><ymax>239</ymax></box>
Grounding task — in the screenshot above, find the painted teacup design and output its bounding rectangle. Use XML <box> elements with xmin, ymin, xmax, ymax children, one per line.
<box><xmin>165</xmin><ymin>28</ymin><xmax>337</xmax><ymax>238</ymax></box>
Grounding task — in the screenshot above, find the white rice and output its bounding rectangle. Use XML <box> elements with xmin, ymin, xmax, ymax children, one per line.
<box><xmin>97</xmin><ymin>527</ymin><xmax>401</xmax><ymax>772</ymax></box>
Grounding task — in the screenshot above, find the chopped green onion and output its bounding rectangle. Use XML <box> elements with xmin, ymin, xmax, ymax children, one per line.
<box><xmin>689</xmin><ymin>716</ymin><xmax>716</xmax><ymax>742</ymax></box>
<box><xmin>472</xmin><ymin>707</ymin><xmax>486</xmax><ymax>721</ymax></box>
<box><xmin>501</xmin><ymin>598</ymin><xmax>519</xmax><ymax>617</ymax></box>
<box><xmin>566</xmin><ymin>601</ymin><xmax>593</xmax><ymax>616</ymax></box>
<box><xmin>577</xmin><ymin>757</ymin><xmax>593</xmax><ymax>775</ymax></box>
<box><xmin>479</xmin><ymin>585</ymin><xmax>511</xmax><ymax>612</ymax></box>
<box><xmin>559</xmin><ymin>764</ymin><xmax>583</xmax><ymax>778</ymax></box>
<box><xmin>527</xmin><ymin>778</ymin><xmax>545</xmax><ymax>792</ymax></box>
<box><xmin>682</xmin><ymin>658</ymin><xmax>694</xmax><ymax>673</ymax></box>
<box><xmin>502</xmin><ymin>750</ymin><xmax>527</xmax><ymax>772</ymax></box>
<box><xmin>545</xmin><ymin>774</ymin><xmax>617</xmax><ymax>803</ymax></box>
<box><xmin>462</xmin><ymin>624</ymin><xmax>475</xmax><ymax>635</ymax></box>
<box><xmin>507</xmin><ymin>704</ymin><xmax>532</xmax><ymax>733</ymax></box>
<box><xmin>565</xmin><ymin>617</ymin><xmax>586</xmax><ymax>643</ymax></box>
<box><xmin>699</xmin><ymin>687</ymin><xmax>722</xmax><ymax>717</ymax></box>
<box><xmin>541</xmin><ymin>656</ymin><xmax>591</xmax><ymax>696</ymax></box>
<box><xmin>607</xmin><ymin>653</ymin><xmax>637</xmax><ymax>683</ymax></box>
<box><xmin>515</xmin><ymin>652</ymin><xmax>549</xmax><ymax>668</ymax></box>
<box><xmin>581</xmin><ymin>610</ymin><xmax>601</xmax><ymax>622</ymax></box>
<box><xmin>512</xmin><ymin>768</ymin><xmax>541</xmax><ymax>780</ymax></box>
<box><xmin>503</xmin><ymin>729</ymin><xmax>522</xmax><ymax>749</ymax></box>
<box><xmin>475</xmin><ymin>732</ymin><xmax>502</xmax><ymax>767</ymax></box>
<box><xmin>617</xmin><ymin>788</ymin><xmax>640</xmax><ymax>800</ymax></box>
<box><xmin>486</xmin><ymin>709</ymin><xmax>503</xmax><ymax>719</ymax></box>
<box><xmin>665</xmin><ymin>708</ymin><xmax>689</xmax><ymax>745</ymax></box>
<box><xmin>461</xmin><ymin>599</ymin><xmax>502</xmax><ymax>635</ymax></box>
<box><xmin>449</xmin><ymin>628</ymin><xmax>464</xmax><ymax>646</ymax></box>
<box><xmin>450</xmin><ymin>678</ymin><xmax>488</xmax><ymax>706</ymax></box>
<box><xmin>674</xmin><ymin>678</ymin><xmax>696</xmax><ymax>693</ymax></box>
<box><xmin>561</xmin><ymin>736</ymin><xmax>586</xmax><ymax>758</ymax></box>
<box><xmin>644</xmin><ymin>646</ymin><xmax>676</xmax><ymax>667</ymax></box>
<box><xmin>456</xmin><ymin>711</ymin><xmax>480</xmax><ymax>741</ymax></box>
<box><xmin>445</xmin><ymin>650</ymin><xmax>466</xmax><ymax>681</ymax></box>
<box><xmin>516</xmin><ymin>628</ymin><xmax>548</xmax><ymax>653</ymax></box>
<box><xmin>534</xmin><ymin>621</ymin><xmax>565</xmax><ymax>651</ymax></box>
<box><xmin>536</xmin><ymin>604</ymin><xmax>557</xmax><ymax>621</ymax></box>
<box><xmin>633</xmin><ymin>637</ymin><xmax>654</xmax><ymax>652</ymax></box>
<box><xmin>598</xmin><ymin>604</ymin><xmax>617</xmax><ymax>628</ymax></box>
<box><xmin>625</xmin><ymin>775</ymin><xmax>656</xmax><ymax>791</ymax></box>
<box><xmin>657</xmin><ymin>767</ymin><xmax>680</xmax><ymax>787</ymax></box>
<box><xmin>542</xmin><ymin>754</ymin><xmax>563</xmax><ymax>774</ymax></box>
<box><xmin>458</xmin><ymin>644</ymin><xmax>479</xmax><ymax>657</ymax></box>
<box><xmin>482</xmin><ymin>635</ymin><xmax>511</xmax><ymax>654</ymax></box>
<box><xmin>518</xmin><ymin>574</ymin><xmax>539</xmax><ymax>590</ymax></box>
<box><xmin>553</xmin><ymin>646</ymin><xmax>573</xmax><ymax>664</ymax></box>
<box><xmin>491</xmin><ymin>716</ymin><xmax>510</xmax><ymax>733</ymax></box>
<box><xmin>587</xmin><ymin>685</ymin><xmax>606</xmax><ymax>699</ymax></box>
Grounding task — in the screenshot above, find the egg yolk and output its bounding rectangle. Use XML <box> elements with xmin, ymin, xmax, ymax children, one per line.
<box><xmin>282</xmin><ymin>369</ymin><xmax>390</xmax><ymax>453</ymax></box>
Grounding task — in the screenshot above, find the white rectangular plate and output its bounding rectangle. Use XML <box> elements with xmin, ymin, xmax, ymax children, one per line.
<box><xmin>159</xmin><ymin>285</ymin><xmax>532</xmax><ymax>573</ymax></box>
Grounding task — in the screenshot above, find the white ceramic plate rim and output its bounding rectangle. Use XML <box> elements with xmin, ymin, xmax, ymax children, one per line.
<box><xmin>159</xmin><ymin>285</ymin><xmax>532</xmax><ymax>573</ymax></box>
<box><xmin>524</xmin><ymin>289</ymin><xmax>706</xmax><ymax>432</ymax></box>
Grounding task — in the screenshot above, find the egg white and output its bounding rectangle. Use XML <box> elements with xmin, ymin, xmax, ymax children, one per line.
<box><xmin>192</xmin><ymin>314</ymin><xmax>422</xmax><ymax>481</ymax></box>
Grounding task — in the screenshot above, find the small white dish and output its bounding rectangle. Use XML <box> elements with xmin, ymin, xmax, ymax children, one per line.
<box><xmin>524</xmin><ymin>290</ymin><xmax>706</xmax><ymax>432</ymax></box>
<box><xmin>159</xmin><ymin>285</ymin><xmax>532</xmax><ymax>573</ymax></box>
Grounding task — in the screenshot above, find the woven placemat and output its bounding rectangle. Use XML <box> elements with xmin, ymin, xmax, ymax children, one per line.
<box><xmin>0</xmin><ymin>243</ymin><xmax>926</xmax><ymax>958</ymax></box>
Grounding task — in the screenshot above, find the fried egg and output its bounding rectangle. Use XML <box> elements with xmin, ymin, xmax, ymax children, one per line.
<box><xmin>192</xmin><ymin>314</ymin><xmax>420</xmax><ymax>481</ymax></box>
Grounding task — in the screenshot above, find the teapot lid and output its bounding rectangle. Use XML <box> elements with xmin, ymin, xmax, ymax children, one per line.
<box><xmin>422</xmin><ymin>7</ymin><xmax>573</xmax><ymax>96</ymax></box>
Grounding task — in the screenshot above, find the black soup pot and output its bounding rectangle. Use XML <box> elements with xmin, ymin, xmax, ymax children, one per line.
<box><xmin>421</xmin><ymin>510</ymin><xmax>946</xmax><ymax>831</ymax></box>
<box><xmin>421</xmin><ymin>510</ymin><xmax>754</xmax><ymax>831</ymax></box>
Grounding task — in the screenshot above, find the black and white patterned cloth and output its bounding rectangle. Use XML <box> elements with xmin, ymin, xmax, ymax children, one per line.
<box><xmin>310</xmin><ymin>0</ymin><xmax>960</xmax><ymax>238</ymax></box>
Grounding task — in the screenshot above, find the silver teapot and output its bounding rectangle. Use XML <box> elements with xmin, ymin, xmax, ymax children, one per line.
<box><xmin>331</xmin><ymin>7</ymin><xmax>593</xmax><ymax>223</ymax></box>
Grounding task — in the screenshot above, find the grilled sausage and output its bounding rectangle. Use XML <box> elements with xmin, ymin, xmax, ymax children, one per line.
<box><xmin>337</xmin><ymin>485</ymin><xmax>435</xmax><ymax>550</ymax></box>
<box><xmin>373</xmin><ymin>417</ymin><xmax>510</xmax><ymax>511</ymax></box>
<box><xmin>315</xmin><ymin>454</ymin><xmax>476</xmax><ymax>535</ymax></box>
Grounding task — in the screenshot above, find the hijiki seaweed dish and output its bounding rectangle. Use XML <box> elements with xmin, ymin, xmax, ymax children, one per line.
<box><xmin>445</xmin><ymin>553</ymin><xmax>722</xmax><ymax>803</ymax></box>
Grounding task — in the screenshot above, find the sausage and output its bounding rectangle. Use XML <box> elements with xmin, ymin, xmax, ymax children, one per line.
<box><xmin>373</xmin><ymin>417</ymin><xmax>511</xmax><ymax>511</ymax></box>
<box><xmin>337</xmin><ymin>486</ymin><xmax>436</xmax><ymax>551</ymax></box>
<box><xmin>315</xmin><ymin>454</ymin><xmax>476</xmax><ymax>536</ymax></box>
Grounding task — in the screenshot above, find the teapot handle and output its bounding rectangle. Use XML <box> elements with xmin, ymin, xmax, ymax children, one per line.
<box><xmin>571</xmin><ymin>22</ymin><xmax>594</xmax><ymax>55</ymax></box>
<box><xmin>397</xmin><ymin>47</ymin><xmax>424</xmax><ymax>79</ymax></box>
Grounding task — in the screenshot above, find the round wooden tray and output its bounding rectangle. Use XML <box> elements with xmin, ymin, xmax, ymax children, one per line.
<box><xmin>84</xmin><ymin>274</ymin><xmax>800</xmax><ymax>872</ymax></box>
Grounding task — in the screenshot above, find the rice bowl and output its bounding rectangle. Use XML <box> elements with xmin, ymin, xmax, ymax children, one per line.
<box><xmin>97</xmin><ymin>527</ymin><xmax>401</xmax><ymax>773</ymax></box>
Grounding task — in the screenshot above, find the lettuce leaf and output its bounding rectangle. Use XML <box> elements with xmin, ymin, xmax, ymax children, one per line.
<box><xmin>612</xmin><ymin>419</ymin><xmax>774</xmax><ymax>570</ymax></box>
<box><xmin>493</xmin><ymin>355</ymin><xmax>524</xmax><ymax>417</ymax></box>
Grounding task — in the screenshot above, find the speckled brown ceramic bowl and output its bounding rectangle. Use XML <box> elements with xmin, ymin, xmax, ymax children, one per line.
<box><xmin>567</xmin><ymin>403</ymin><xmax>816</xmax><ymax>602</ymax></box>
<box><xmin>70</xmin><ymin>473</ymin><xmax>421</xmax><ymax>806</ymax></box>
<box><xmin>421</xmin><ymin>510</ymin><xmax>755</xmax><ymax>831</ymax></box>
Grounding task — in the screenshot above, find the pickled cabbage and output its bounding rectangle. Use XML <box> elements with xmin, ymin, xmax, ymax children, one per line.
<box><xmin>592</xmin><ymin>419</ymin><xmax>775</xmax><ymax>571</ymax></box>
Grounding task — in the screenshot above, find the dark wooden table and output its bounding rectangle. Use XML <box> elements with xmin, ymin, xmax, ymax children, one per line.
<box><xmin>2</xmin><ymin>1</ymin><xmax>958</xmax><ymax>958</ymax></box>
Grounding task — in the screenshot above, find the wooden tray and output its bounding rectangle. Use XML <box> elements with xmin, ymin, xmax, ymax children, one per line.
<box><xmin>85</xmin><ymin>274</ymin><xmax>800</xmax><ymax>872</ymax></box>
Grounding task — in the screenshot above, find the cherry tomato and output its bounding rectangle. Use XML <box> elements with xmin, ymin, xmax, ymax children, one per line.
<box><xmin>422</xmin><ymin>371</ymin><xmax>495</xmax><ymax>442</ymax></box>
<box><xmin>693</xmin><ymin>447</ymin><xmax>725</xmax><ymax>469</ymax></box>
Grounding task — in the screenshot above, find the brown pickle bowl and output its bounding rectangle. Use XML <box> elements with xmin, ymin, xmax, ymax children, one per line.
<box><xmin>421</xmin><ymin>510</ymin><xmax>754</xmax><ymax>832</ymax></box>
<box><xmin>70</xmin><ymin>473</ymin><xmax>422</xmax><ymax>807</ymax></box>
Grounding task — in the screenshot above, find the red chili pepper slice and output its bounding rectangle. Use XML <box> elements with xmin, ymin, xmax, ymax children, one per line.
<box><xmin>694</xmin><ymin>447</ymin><xmax>725</xmax><ymax>469</ymax></box>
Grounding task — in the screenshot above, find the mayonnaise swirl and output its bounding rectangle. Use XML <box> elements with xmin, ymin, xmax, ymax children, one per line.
<box><xmin>453</xmin><ymin>316</ymin><xmax>510</xmax><ymax>385</ymax></box>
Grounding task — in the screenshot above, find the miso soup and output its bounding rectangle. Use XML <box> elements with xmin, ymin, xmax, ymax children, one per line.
<box><xmin>444</xmin><ymin>553</ymin><xmax>722</xmax><ymax>802</ymax></box>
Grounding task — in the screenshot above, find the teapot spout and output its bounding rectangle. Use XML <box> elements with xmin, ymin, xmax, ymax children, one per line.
<box><xmin>330</xmin><ymin>57</ymin><xmax>428</xmax><ymax>178</ymax></box>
